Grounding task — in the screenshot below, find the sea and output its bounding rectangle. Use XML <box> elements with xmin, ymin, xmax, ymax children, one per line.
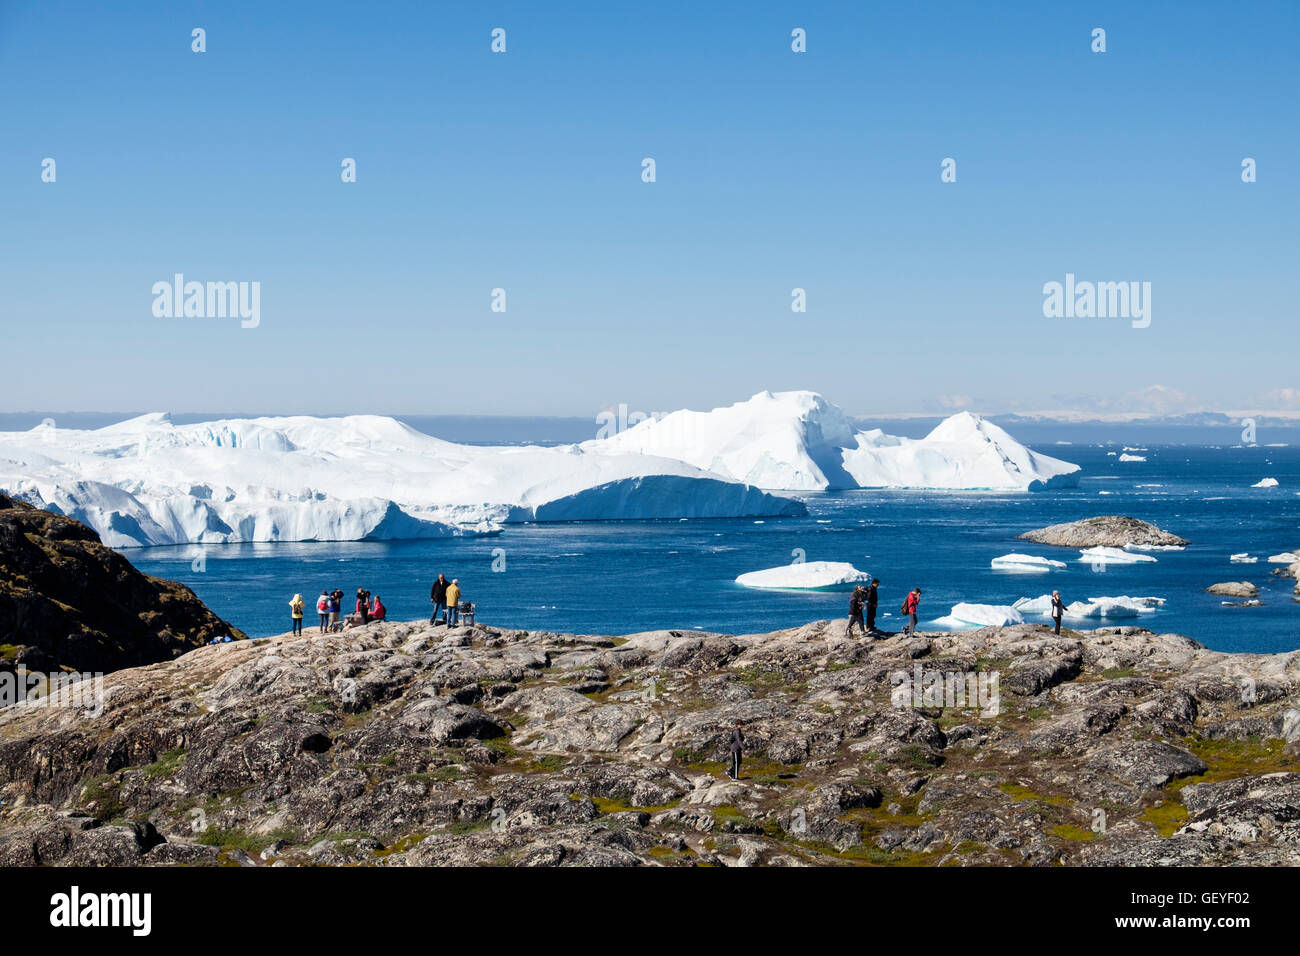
<box><xmin>126</xmin><ymin>438</ymin><xmax>1300</xmax><ymax>654</ymax></box>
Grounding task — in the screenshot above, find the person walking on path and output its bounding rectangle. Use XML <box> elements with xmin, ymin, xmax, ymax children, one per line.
<box><xmin>445</xmin><ymin>578</ymin><xmax>462</xmax><ymax>627</ymax></box>
<box><xmin>901</xmin><ymin>587</ymin><xmax>921</xmax><ymax>636</ymax></box>
<box><xmin>430</xmin><ymin>573</ymin><xmax>450</xmax><ymax>625</ymax></box>
<box><xmin>866</xmin><ymin>578</ymin><xmax>880</xmax><ymax>633</ymax></box>
<box><xmin>846</xmin><ymin>585</ymin><xmax>869</xmax><ymax>637</ymax></box>
<box><xmin>727</xmin><ymin>719</ymin><xmax>746</xmax><ymax>781</ymax></box>
<box><xmin>1050</xmin><ymin>590</ymin><xmax>1065</xmax><ymax>635</ymax></box>
<box><xmin>316</xmin><ymin>591</ymin><xmax>330</xmax><ymax>633</ymax></box>
<box><xmin>289</xmin><ymin>593</ymin><xmax>304</xmax><ymax>636</ymax></box>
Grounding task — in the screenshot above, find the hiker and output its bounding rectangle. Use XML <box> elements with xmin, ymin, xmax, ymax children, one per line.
<box><xmin>329</xmin><ymin>588</ymin><xmax>343</xmax><ymax>630</ymax></box>
<box><xmin>728</xmin><ymin>719</ymin><xmax>745</xmax><ymax>780</ymax></box>
<box><xmin>370</xmin><ymin>594</ymin><xmax>387</xmax><ymax>622</ymax></box>
<box><xmin>1051</xmin><ymin>590</ymin><xmax>1065</xmax><ymax>635</ymax></box>
<box><xmin>356</xmin><ymin>588</ymin><xmax>370</xmax><ymax>624</ymax></box>
<box><xmin>316</xmin><ymin>591</ymin><xmax>330</xmax><ymax>632</ymax></box>
<box><xmin>289</xmin><ymin>593</ymin><xmax>304</xmax><ymax>636</ymax></box>
<box><xmin>901</xmin><ymin>587</ymin><xmax>921</xmax><ymax>636</ymax></box>
<box><xmin>847</xmin><ymin>585</ymin><xmax>868</xmax><ymax>637</ymax></box>
<box><xmin>430</xmin><ymin>573</ymin><xmax>450</xmax><ymax>625</ymax></box>
<box><xmin>445</xmin><ymin>578</ymin><xmax>462</xmax><ymax>626</ymax></box>
<box><xmin>866</xmin><ymin>578</ymin><xmax>880</xmax><ymax>633</ymax></box>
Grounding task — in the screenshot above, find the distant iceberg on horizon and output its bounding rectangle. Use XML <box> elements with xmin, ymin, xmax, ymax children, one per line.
<box><xmin>0</xmin><ymin>390</ymin><xmax>1080</xmax><ymax>547</ymax></box>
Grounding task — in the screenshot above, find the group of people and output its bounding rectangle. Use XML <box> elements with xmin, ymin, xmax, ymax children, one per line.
<box><xmin>288</xmin><ymin>587</ymin><xmax>386</xmax><ymax>635</ymax></box>
<box><xmin>287</xmin><ymin>574</ymin><xmax>472</xmax><ymax>636</ymax></box>
<box><xmin>846</xmin><ymin>582</ymin><xmax>1067</xmax><ymax>637</ymax></box>
<box><xmin>428</xmin><ymin>573</ymin><xmax>464</xmax><ymax>626</ymax></box>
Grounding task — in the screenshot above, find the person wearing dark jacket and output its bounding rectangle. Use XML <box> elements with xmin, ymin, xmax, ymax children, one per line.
<box><xmin>430</xmin><ymin>574</ymin><xmax>450</xmax><ymax>625</ymax></box>
<box><xmin>1050</xmin><ymin>590</ymin><xmax>1065</xmax><ymax>635</ymax></box>
<box><xmin>847</xmin><ymin>585</ymin><xmax>868</xmax><ymax>637</ymax></box>
<box><xmin>728</xmin><ymin>720</ymin><xmax>746</xmax><ymax>781</ymax></box>
<box><xmin>866</xmin><ymin>579</ymin><xmax>880</xmax><ymax>633</ymax></box>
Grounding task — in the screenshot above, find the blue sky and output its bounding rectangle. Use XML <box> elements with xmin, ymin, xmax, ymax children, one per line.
<box><xmin>2</xmin><ymin>0</ymin><xmax>1296</xmax><ymax>418</ymax></box>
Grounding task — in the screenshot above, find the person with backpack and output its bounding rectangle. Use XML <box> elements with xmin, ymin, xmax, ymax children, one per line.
<box><xmin>289</xmin><ymin>593</ymin><xmax>304</xmax><ymax>636</ymax></box>
<box><xmin>445</xmin><ymin>578</ymin><xmax>462</xmax><ymax>626</ymax></box>
<box><xmin>356</xmin><ymin>588</ymin><xmax>370</xmax><ymax>624</ymax></box>
<box><xmin>329</xmin><ymin>588</ymin><xmax>343</xmax><ymax>631</ymax></box>
<box><xmin>866</xmin><ymin>579</ymin><xmax>880</xmax><ymax>633</ymax></box>
<box><xmin>846</xmin><ymin>585</ymin><xmax>869</xmax><ymax>637</ymax></box>
<box><xmin>316</xmin><ymin>591</ymin><xmax>330</xmax><ymax>633</ymax></box>
<box><xmin>901</xmin><ymin>587</ymin><xmax>921</xmax><ymax>636</ymax></box>
<box><xmin>727</xmin><ymin>719</ymin><xmax>746</xmax><ymax>781</ymax></box>
<box><xmin>430</xmin><ymin>573</ymin><xmax>450</xmax><ymax>625</ymax></box>
<box><xmin>1050</xmin><ymin>590</ymin><xmax>1065</xmax><ymax>635</ymax></box>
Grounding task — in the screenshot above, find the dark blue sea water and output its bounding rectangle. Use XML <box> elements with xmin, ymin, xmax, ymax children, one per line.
<box><xmin>129</xmin><ymin>445</ymin><xmax>1300</xmax><ymax>653</ymax></box>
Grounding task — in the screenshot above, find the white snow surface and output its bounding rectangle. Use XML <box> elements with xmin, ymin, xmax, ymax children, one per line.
<box><xmin>0</xmin><ymin>412</ymin><xmax>801</xmax><ymax>547</ymax></box>
<box><xmin>1014</xmin><ymin>594</ymin><xmax>1165</xmax><ymax>619</ymax></box>
<box><xmin>1078</xmin><ymin>546</ymin><xmax>1159</xmax><ymax>565</ymax></box>
<box><xmin>735</xmin><ymin>560</ymin><xmax>871</xmax><ymax>590</ymax></box>
<box><xmin>935</xmin><ymin>603</ymin><xmax>1025</xmax><ymax>628</ymax></box>
<box><xmin>599</xmin><ymin>391</ymin><xmax>1080</xmax><ymax>491</ymax></box>
<box><xmin>990</xmin><ymin>553</ymin><xmax>1068</xmax><ymax>572</ymax></box>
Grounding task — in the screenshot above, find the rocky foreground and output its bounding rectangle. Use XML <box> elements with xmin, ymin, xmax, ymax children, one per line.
<box><xmin>1</xmin><ymin>617</ymin><xmax>1298</xmax><ymax>867</ymax></box>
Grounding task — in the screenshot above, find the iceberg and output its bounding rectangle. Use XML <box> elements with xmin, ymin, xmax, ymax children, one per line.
<box><xmin>735</xmin><ymin>560</ymin><xmax>870</xmax><ymax>590</ymax></box>
<box><xmin>599</xmin><ymin>391</ymin><xmax>1080</xmax><ymax>492</ymax></box>
<box><xmin>1014</xmin><ymin>594</ymin><xmax>1164</xmax><ymax>619</ymax></box>
<box><xmin>0</xmin><ymin>413</ymin><xmax>803</xmax><ymax>547</ymax></box>
<box><xmin>1252</xmin><ymin>478</ymin><xmax>1279</xmax><ymax>488</ymax></box>
<box><xmin>1229</xmin><ymin>553</ymin><xmax>1258</xmax><ymax>563</ymax></box>
<box><xmin>934</xmin><ymin>603</ymin><xmax>1025</xmax><ymax>628</ymax></box>
<box><xmin>1078</xmin><ymin>546</ymin><xmax>1158</xmax><ymax>565</ymax></box>
<box><xmin>990</xmin><ymin>553</ymin><xmax>1068</xmax><ymax>572</ymax></box>
<box><xmin>1118</xmin><ymin>453</ymin><xmax>1146</xmax><ymax>462</ymax></box>
<box><xmin>1268</xmin><ymin>552</ymin><xmax>1300</xmax><ymax>563</ymax></box>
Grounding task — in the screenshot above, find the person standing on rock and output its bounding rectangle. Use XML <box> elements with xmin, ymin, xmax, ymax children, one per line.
<box><xmin>1050</xmin><ymin>590</ymin><xmax>1065</xmax><ymax>635</ymax></box>
<box><xmin>356</xmin><ymin>588</ymin><xmax>370</xmax><ymax>624</ymax></box>
<box><xmin>289</xmin><ymin>593</ymin><xmax>304</xmax><ymax>636</ymax></box>
<box><xmin>847</xmin><ymin>585</ymin><xmax>869</xmax><ymax>637</ymax></box>
<box><xmin>329</xmin><ymin>588</ymin><xmax>343</xmax><ymax>631</ymax></box>
<box><xmin>316</xmin><ymin>591</ymin><xmax>330</xmax><ymax>633</ymax></box>
<box><xmin>430</xmin><ymin>573</ymin><xmax>450</xmax><ymax>625</ymax></box>
<box><xmin>728</xmin><ymin>719</ymin><xmax>746</xmax><ymax>781</ymax></box>
<box><xmin>901</xmin><ymin>587</ymin><xmax>921</xmax><ymax>636</ymax></box>
<box><xmin>866</xmin><ymin>579</ymin><xmax>880</xmax><ymax>633</ymax></box>
<box><xmin>445</xmin><ymin>578</ymin><xmax>462</xmax><ymax>627</ymax></box>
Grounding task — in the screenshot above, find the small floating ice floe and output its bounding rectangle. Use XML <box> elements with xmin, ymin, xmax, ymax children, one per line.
<box><xmin>1252</xmin><ymin>478</ymin><xmax>1279</xmax><ymax>488</ymax></box>
<box><xmin>934</xmin><ymin>603</ymin><xmax>1024</xmax><ymax>628</ymax></box>
<box><xmin>991</xmin><ymin>553</ymin><xmax>1068</xmax><ymax>573</ymax></box>
<box><xmin>1229</xmin><ymin>553</ymin><xmax>1258</xmax><ymax>563</ymax></box>
<box><xmin>735</xmin><ymin>560</ymin><xmax>870</xmax><ymax>590</ymax></box>
<box><xmin>1079</xmin><ymin>546</ymin><xmax>1158</xmax><ymax>565</ymax></box>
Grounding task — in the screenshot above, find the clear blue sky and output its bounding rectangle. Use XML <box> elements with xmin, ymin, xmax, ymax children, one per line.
<box><xmin>2</xmin><ymin>0</ymin><xmax>1296</xmax><ymax>418</ymax></box>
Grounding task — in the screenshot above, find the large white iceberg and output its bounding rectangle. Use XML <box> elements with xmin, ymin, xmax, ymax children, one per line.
<box><xmin>0</xmin><ymin>413</ymin><xmax>803</xmax><ymax>547</ymax></box>
<box><xmin>735</xmin><ymin>560</ymin><xmax>870</xmax><ymax>590</ymax></box>
<box><xmin>599</xmin><ymin>391</ymin><xmax>1080</xmax><ymax>491</ymax></box>
<box><xmin>934</xmin><ymin>603</ymin><xmax>1025</xmax><ymax>628</ymax></box>
<box><xmin>991</xmin><ymin>553</ymin><xmax>1068</xmax><ymax>572</ymax></box>
<box><xmin>1252</xmin><ymin>478</ymin><xmax>1279</xmax><ymax>488</ymax></box>
<box><xmin>1014</xmin><ymin>594</ymin><xmax>1165</xmax><ymax>619</ymax></box>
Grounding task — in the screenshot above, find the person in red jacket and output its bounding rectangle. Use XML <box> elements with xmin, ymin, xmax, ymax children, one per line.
<box><xmin>902</xmin><ymin>587</ymin><xmax>922</xmax><ymax>636</ymax></box>
<box><xmin>370</xmin><ymin>595</ymin><xmax>386</xmax><ymax>621</ymax></box>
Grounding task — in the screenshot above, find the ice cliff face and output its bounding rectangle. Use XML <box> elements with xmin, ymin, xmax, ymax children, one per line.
<box><xmin>0</xmin><ymin>391</ymin><xmax>1078</xmax><ymax>547</ymax></box>
<box><xmin>0</xmin><ymin>413</ymin><xmax>804</xmax><ymax>547</ymax></box>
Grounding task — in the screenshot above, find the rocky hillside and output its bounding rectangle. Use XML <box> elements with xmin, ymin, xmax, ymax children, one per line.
<box><xmin>1019</xmin><ymin>515</ymin><xmax>1188</xmax><ymax>548</ymax></box>
<box><xmin>0</xmin><ymin>616</ymin><xmax>1297</xmax><ymax>867</ymax></box>
<box><xmin>0</xmin><ymin>494</ymin><xmax>243</xmax><ymax>674</ymax></box>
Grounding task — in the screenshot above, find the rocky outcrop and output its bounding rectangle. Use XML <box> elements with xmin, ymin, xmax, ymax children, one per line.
<box><xmin>1206</xmin><ymin>582</ymin><xmax>1259</xmax><ymax>598</ymax></box>
<box><xmin>0</xmin><ymin>494</ymin><xmax>243</xmax><ymax>674</ymax></box>
<box><xmin>1019</xmin><ymin>516</ymin><xmax>1188</xmax><ymax>549</ymax></box>
<box><xmin>0</xmin><ymin>616</ymin><xmax>1297</xmax><ymax>867</ymax></box>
